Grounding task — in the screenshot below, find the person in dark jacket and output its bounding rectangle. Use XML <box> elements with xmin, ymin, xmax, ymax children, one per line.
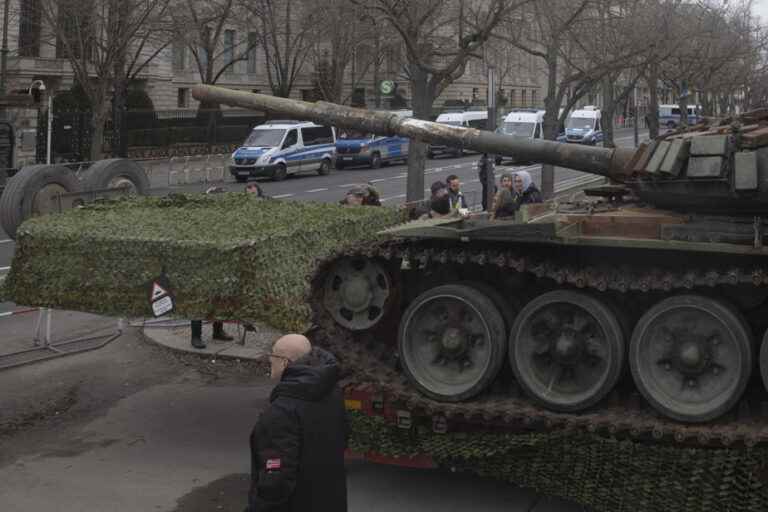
<box><xmin>512</xmin><ymin>170</ymin><xmax>543</xmax><ymax>205</ymax></box>
<box><xmin>246</xmin><ymin>334</ymin><xmax>348</xmax><ymax>512</ymax></box>
<box><xmin>477</xmin><ymin>153</ymin><xmax>495</xmax><ymax>211</ymax></box>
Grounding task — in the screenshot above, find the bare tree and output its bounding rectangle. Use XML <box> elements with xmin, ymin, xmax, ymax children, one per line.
<box><xmin>246</xmin><ymin>0</ymin><xmax>314</xmax><ymax>98</ymax></box>
<box><xmin>354</xmin><ymin>0</ymin><xmax>530</xmax><ymax>202</ymax></box>
<box><xmin>171</xmin><ymin>0</ymin><xmax>257</xmax><ymax>110</ymax></box>
<box><xmin>306</xmin><ymin>0</ymin><xmax>382</xmax><ymax>104</ymax></box>
<box><xmin>38</xmin><ymin>0</ymin><xmax>170</xmax><ymax>160</ymax></box>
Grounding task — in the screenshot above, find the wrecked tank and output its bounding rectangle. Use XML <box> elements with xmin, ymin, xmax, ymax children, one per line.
<box><xmin>194</xmin><ymin>84</ymin><xmax>768</xmax><ymax>443</ymax></box>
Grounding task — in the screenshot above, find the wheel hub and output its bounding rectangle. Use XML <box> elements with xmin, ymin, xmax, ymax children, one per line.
<box><xmin>340</xmin><ymin>276</ymin><xmax>371</xmax><ymax>312</ymax></box>
<box><xmin>108</xmin><ymin>176</ymin><xmax>138</xmax><ymax>194</ymax></box>
<box><xmin>676</xmin><ymin>339</ymin><xmax>708</xmax><ymax>373</ymax></box>
<box><xmin>553</xmin><ymin>330</ymin><xmax>582</xmax><ymax>364</ymax></box>
<box><xmin>441</xmin><ymin>327</ymin><xmax>468</xmax><ymax>356</ymax></box>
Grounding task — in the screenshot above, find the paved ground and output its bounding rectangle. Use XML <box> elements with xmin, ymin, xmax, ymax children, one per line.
<box><xmin>0</xmin><ymin>312</ymin><xmax>586</xmax><ymax>512</ymax></box>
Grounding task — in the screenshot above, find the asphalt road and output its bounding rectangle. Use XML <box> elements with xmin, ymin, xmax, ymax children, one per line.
<box><xmin>0</xmin><ymin>315</ymin><xmax>586</xmax><ymax>512</ymax></box>
<box><xmin>0</xmin><ymin>127</ymin><xmax>645</xmax><ymax>314</ymax></box>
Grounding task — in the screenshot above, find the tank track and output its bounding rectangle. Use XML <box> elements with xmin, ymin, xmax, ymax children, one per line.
<box><xmin>307</xmin><ymin>238</ymin><xmax>768</xmax><ymax>448</ymax></box>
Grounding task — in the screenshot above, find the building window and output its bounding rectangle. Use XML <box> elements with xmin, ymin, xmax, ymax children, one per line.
<box><xmin>530</xmin><ymin>89</ymin><xmax>536</xmax><ymax>106</ymax></box>
<box><xmin>521</xmin><ymin>89</ymin><xmax>527</xmax><ymax>107</ymax></box>
<box><xmin>509</xmin><ymin>89</ymin><xmax>516</xmax><ymax>107</ymax></box>
<box><xmin>18</xmin><ymin>0</ymin><xmax>41</xmax><ymax>57</ymax></box>
<box><xmin>56</xmin><ymin>5</ymin><xmax>90</xmax><ymax>59</ymax></box>
<box><xmin>351</xmin><ymin>88</ymin><xmax>366</xmax><ymax>107</ymax></box>
<box><xmin>247</xmin><ymin>32</ymin><xmax>258</xmax><ymax>73</ymax></box>
<box><xmin>177</xmin><ymin>88</ymin><xmax>189</xmax><ymax>108</ymax></box>
<box><xmin>172</xmin><ymin>40</ymin><xmax>186</xmax><ymax>72</ymax></box>
<box><xmin>224</xmin><ymin>29</ymin><xmax>235</xmax><ymax>66</ymax></box>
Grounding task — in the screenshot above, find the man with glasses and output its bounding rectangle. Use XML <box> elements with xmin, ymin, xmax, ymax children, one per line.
<box><xmin>246</xmin><ymin>334</ymin><xmax>348</xmax><ymax>512</ymax></box>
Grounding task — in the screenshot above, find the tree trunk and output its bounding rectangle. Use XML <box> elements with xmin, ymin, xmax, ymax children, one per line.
<box><xmin>90</xmin><ymin>101</ymin><xmax>109</xmax><ymax>161</ymax></box>
<box><xmin>647</xmin><ymin>62</ymin><xmax>660</xmax><ymax>139</ymax></box>
<box><xmin>112</xmin><ymin>77</ymin><xmax>128</xmax><ymax>158</ymax></box>
<box><xmin>601</xmin><ymin>77</ymin><xmax>615</xmax><ymax>149</ymax></box>
<box><xmin>406</xmin><ymin>68</ymin><xmax>432</xmax><ymax>204</ymax></box>
<box><xmin>540</xmin><ymin>43</ymin><xmax>559</xmax><ymax>200</ymax></box>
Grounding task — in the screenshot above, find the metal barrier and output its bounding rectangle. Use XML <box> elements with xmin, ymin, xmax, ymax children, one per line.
<box><xmin>0</xmin><ymin>307</ymin><xmax>125</xmax><ymax>370</ymax></box>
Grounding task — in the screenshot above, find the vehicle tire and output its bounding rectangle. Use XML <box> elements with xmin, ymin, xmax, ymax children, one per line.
<box><xmin>494</xmin><ymin>156</ymin><xmax>503</xmax><ymax>166</ymax></box>
<box><xmin>317</xmin><ymin>158</ymin><xmax>331</xmax><ymax>176</ymax></box>
<box><xmin>79</xmin><ymin>158</ymin><xmax>150</xmax><ymax>195</ymax></box>
<box><xmin>235</xmin><ymin>175</ymin><xmax>248</xmax><ymax>183</ymax></box>
<box><xmin>0</xmin><ymin>164</ymin><xmax>83</xmax><ymax>239</ymax></box>
<box><xmin>630</xmin><ymin>294</ymin><xmax>752</xmax><ymax>423</ymax></box>
<box><xmin>335</xmin><ymin>160</ymin><xmax>345</xmax><ymax>170</ymax></box>
<box><xmin>370</xmin><ymin>153</ymin><xmax>382</xmax><ymax>169</ymax></box>
<box><xmin>509</xmin><ymin>290</ymin><xmax>625</xmax><ymax>413</ymax></box>
<box><xmin>399</xmin><ymin>284</ymin><xmax>507</xmax><ymax>402</ymax></box>
<box><xmin>271</xmin><ymin>163</ymin><xmax>287</xmax><ymax>181</ymax></box>
<box><xmin>667</xmin><ymin>121</ymin><xmax>677</xmax><ymax>129</ymax></box>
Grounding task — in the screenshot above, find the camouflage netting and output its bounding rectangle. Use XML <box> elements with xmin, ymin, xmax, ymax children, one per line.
<box><xmin>2</xmin><ymin>194</ymin><xmax>404</xmax><ymax>331</ymax></box>
<box><xmin>349</xmin><ymin>412</ymin><xmax>768</xmax><ymax>512</ymax></box>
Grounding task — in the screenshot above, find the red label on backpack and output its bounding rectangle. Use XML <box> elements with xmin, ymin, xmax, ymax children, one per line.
<box><xmin>266</xmin><ymin>458</ymin><xmax>281</xmax><ymax>470</ymax></box>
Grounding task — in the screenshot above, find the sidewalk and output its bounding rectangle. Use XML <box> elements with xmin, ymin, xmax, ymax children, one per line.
<box><xmin>140</xmin><ymin>319</ymin><xmax>282</xmax><ymax>361</ymax></box>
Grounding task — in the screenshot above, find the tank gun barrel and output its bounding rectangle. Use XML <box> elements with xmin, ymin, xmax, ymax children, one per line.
<box><xmin>192</xmin><ymin>85</ymin><xmax>634</xmax><ymax>181</ymax></box>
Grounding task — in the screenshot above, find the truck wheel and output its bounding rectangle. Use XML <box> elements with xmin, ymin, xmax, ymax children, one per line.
<box><xmin>370</xmin><ymin>153</ymin><xmax>382</xmax><ymax>169</ymax></box>
<box><xmin>399</xmin><ymin>284</ymin><xmax>507</xmax><ymax>402</ymax></box>
<box><xmin>317</xmin><ymin>158</ymin><xmax>331</xmax><ymax>176</ymax></box>
<box><xmin>335</xmin><ymin>161</ymin><xmax>345</xmax><ymax>170</ymax></box>
<box><xmin>509</xmin><ymin>290</ymin><xmax>625</xmax><ymax>413</ymax></box>
<box><xmin>79</xmin><ymin>158</ymin><xmax>150</xmax><ymax>195</ymax></box>
<box><xmin>272</xmin><ymin>163</ymin><xmax>287</xmax><ymax>181</ymax></box>
<box><xmin>0</xmin><ymin>164</ymin><xmax>83</xmax><ymax>239</ymax></box>
<box><xmin>630</xmin><ymin>295</ymin><xmax>752</xmax><ymax>423</ymax></box>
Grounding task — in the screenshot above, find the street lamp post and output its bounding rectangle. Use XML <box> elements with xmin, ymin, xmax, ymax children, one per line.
<box><xmin>28</xmin><ymin>80</ymin><xmax>51</xmax><ymax>164</ymax></box>
<box><xmin>0</xmin><ymin>0</ymin><xmax>10</xmax><ymax>97</ymax></box>
<box><xmin>485</xmin><ymin>65</ymin><xmax>496</xmax><ymax>213</ymax></box>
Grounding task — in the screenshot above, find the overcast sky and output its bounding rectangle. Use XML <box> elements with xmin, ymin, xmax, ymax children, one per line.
<box><xmin>754</xmin><ymin>0</ymin><xmax>768</xmax><ymax>24</ymax></box>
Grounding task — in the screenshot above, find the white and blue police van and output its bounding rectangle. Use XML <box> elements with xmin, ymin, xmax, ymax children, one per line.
<box><xmin>427</xmin><ymin>110</ymin><xmax>488</xmax><ymax>158</ymax></box>
<box><xmin>495</xmin><ymin>109</ymin><xmax>544</xmax><ymax>164</ymax></box>
<box><xmin>229</xmin><ymin>121</ymin><xmax>336</xmax><ymax>182</ymax></box>
<box><xmin>658</xmin><ymin>104</ymin><xmax>701</xmax><ymax>129</ymax></box>
<box><xmin>557</xmin><ymin>106</ymin><xmax>603</xmax><ymax>145</ymax></box>
<box><xmin>334</xmin><ymin>110</ymin><xmax>412</xmax><ymax>169</ymax></box>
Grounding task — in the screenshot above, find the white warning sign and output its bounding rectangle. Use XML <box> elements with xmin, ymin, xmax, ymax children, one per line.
<box><xmin>150</xmin><ymin>282</ymin><xmax>169</xmax><ymax>301</ymax></box>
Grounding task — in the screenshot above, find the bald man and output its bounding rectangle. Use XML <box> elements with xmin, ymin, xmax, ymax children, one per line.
<box><xmin>246</xmin><ymin>334</ymin><xmax>348</xmax><ymax>512</ymax></box>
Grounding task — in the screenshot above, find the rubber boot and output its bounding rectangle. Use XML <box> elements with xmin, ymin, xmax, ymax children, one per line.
<box><xmin>212</xmin><ymin>321</ymin><xmax>234</xmax><ymax>341</ymax></box>
<box><xmin>191</xmin><ymin>320</ymin><xmax>206</xmax><ymax>349</ymax></box>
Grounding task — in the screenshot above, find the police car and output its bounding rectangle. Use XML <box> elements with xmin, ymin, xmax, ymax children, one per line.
<box><xmin>229</xmin><ymin>121</ymin><xmax>336</xmax><ymax>182</ymax></box>
<box><xmin>557</xmin><ymin>107</ymin><xmax>603</xmax><ymax>145</ymax></box>
<box><xmin>335</xmin><ymin>110</ymin><xmax>412</xmax><ymax>169</ymax></box>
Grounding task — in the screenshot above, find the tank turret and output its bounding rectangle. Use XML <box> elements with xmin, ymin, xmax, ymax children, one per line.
<box><xmin>194</xmin><ymin>85</ymin><xmax>768</xmax><ymax>214</ymax></box>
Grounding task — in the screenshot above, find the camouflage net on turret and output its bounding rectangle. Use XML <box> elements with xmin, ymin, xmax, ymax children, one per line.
<box><xmin>349</xmin><ymin>412</ymin><xmax>768</xmax><ymax>512</ymax></box>
<box><xmin>2</xmin><ymin>194</ymin><xmax>404</xmax><ymax>331</ymax></box>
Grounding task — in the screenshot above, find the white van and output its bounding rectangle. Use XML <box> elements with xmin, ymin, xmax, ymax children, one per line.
<box><xmin>658</xmin><ymin>104</ymin><xmax>701</xmax><ymax>128</ymax></box>
<box><xmin>229</xmin><ymin>121</ymin><xmax>336</xmax><ymax>182</ymax></box>
<box><xmin>496</xmin><ymin>109</ymin><xmax>544</xmax><ymax>164</ymax></box>
<box><xmin>427</xmin><ymin>110</ymin><xmax>488</xmax><ymax>158</ymax></box>
<box><xmin>558</xmin><ymin>106</ymin><xmax>603</xmax><ymax>145</ymax></box>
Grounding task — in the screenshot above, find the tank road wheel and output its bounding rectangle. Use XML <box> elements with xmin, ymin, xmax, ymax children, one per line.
<box><xmin>398</xmin><ymin>284</ymin><xmax>507</xmax><ymax>402</ymax></box>
<box><xmin>323</xmin><ymin>257</ymin><xmax>392</xmax><ymax>331</ymax></box>
<box><xmin>509</xmin><ymin>290</ymin><xmax>625</xmax><ymax>412</ymax></box>
<box><xmin>79</xmin><ymin>158</ymin><xmax>150</xmax><ymax>195</ymax></box>
<box><xmin>630</xmin><ymin>295</ymin><xmax>752</xmax><ymax>423</ymax></box>
<box><xmin>0</xmin><ymin>164</ymin><xmax>83</xmax><ymax>239</ymax></box>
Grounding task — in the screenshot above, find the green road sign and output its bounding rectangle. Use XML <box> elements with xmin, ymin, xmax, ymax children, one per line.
<box><xmin>380</xmin><ymin>80</ymin><xmax>395</xmax><ymax>95</ymax></box>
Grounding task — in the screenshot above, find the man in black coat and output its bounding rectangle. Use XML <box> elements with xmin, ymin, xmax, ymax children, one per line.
<box><xmin>246</xmin><ymin>334</ymin><xmax>348</xmax><ymax>512</ymax></box>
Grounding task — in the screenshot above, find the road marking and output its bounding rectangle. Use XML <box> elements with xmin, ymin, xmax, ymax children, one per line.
<box><xmin>0</xmin><ymin>239</ymin><xmax>12</xmax><ymax>244</ymax></box>
<box><xmin>272</xmin><ymin>193</ymin><xmax>294</xmax><ymax>199</ymax></box>
<box><xmin>305</xmin><ymin>188</ymin><xmax>328</xmax><ymax>193</ymax></box>
<box><xmin>338</xmin><ymin>184</ymin><xmax>359</xmax><ymax>188</ymax></box>
<box><xmin>381</xmin><ymin>194</ymin><xmax>406</xmax><ymax>202</ymax></box>
<box><xmin>0</xmin><ymin>266</ymin><xmax>9</xmax><ymax>271</ymax></box>
<box><xmin>370</xmin><ymin>178</ymin><xmax>387</xmax><ymax>183</ymax></box>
